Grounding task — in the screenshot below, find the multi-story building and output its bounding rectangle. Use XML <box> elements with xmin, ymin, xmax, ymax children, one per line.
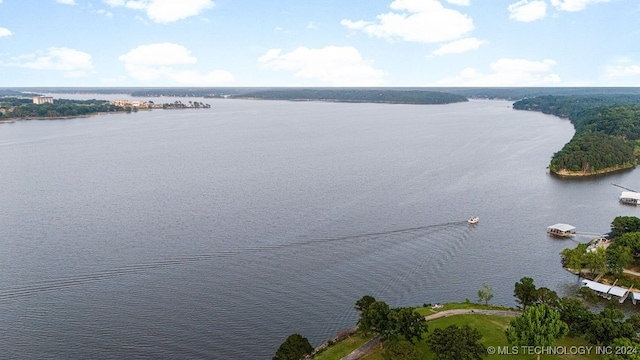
<box><xmin>33</xmin><ymin>96</ymin><xmax>54</xmax><ymax>105</ymax></box>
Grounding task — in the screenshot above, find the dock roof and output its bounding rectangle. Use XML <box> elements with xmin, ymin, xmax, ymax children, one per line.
<box><xmin>609</xmin><ymin>286</ymin><xmax>628</xmax><ymax>298</ymax></box>
<box><xmin>581</xmin><ymin>279</ymin><xmax>612</xmax><ymax>294</ymax></box>
<box><xmin>620</xmin><ymin>191</ymin><xmax>640</xmax><ymax>200</ymax></box>
<box><xmin>547</xmin><ymin>223</ymin><xmax>576</xmax><ymax>232</ymax></box>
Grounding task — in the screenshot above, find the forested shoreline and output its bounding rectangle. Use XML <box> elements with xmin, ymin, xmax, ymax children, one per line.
<box><xmin>232</xmin><ymin>89</ymin><xmax>468</xmax><ymax>104</ymax></box>
<box><xmin>0</xmin><ymin>97</ymin><xmax>127</xmax><ymax>120</ymax></box>
<box><xmin>513</xmin><ymin>95</ymin><xmax>640</xmax><ymax>176</ymax></box>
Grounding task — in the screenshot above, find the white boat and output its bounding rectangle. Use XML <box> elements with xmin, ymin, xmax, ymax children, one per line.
<box><xmin>468</xmin><ymin>216</ymin><xmax>479</xmax><ymax>224</ymax></box>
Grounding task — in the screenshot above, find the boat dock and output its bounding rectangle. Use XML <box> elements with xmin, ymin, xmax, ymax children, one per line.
<box><xmin>547</xmin><ymin>223</ymin><xmax>576</xmax><ymax>237</ymax></box>
<box><xmin>581</xmin><ymin>279</ymin><xmax>640</xmax><ymax>304</ymax></box>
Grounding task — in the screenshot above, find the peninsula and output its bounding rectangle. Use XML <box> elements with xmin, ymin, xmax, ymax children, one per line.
<box><xmin>0</xmin><ymin>96</ymin><xmax>210</xmax><ymax>122</ymax></box>
<box><xmin>513</xmin><ymin>95</ymin><xmax>640</xmax><ymax>176</ymax></box>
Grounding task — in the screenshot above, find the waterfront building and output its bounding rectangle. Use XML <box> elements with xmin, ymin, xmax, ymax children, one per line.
<box><xmin>33</xmin><ymin>96</ymin><xmax>54</xmax><ymax>105</ymax></box>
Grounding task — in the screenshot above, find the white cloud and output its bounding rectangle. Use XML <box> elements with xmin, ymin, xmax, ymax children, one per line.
<box><xmin>341</xmin><ymin>0</ymin><xmax>474</xmax><ymax>43</ymax></box>
<box><xmin>432</xmin><ymin>58</ymin><xmax>560</xmax><ymax>86</ymax></box>
<box><xmin>104</xmin><ymin>0</ymin><xmax>214</xmax><ymax>23</ymax></box>
<box><xmin>56</xmin><ymin>0</ymin><xmax>77</xmax><ymax>5</ymax></box>
<box><xmin>603</xmin><ymin>64</ymin><xmax>640</xmax><ymax>78</ymax></box>
<box><xmin>258</xmin><ymin>46</ymin><xmax>387</xmax><ymax>86</ymax></box>
<box><xmin>96</xmin><ymin>9</ymin><xmax>114</xmax><ymax>17</ymax></box>
<box><xmin>0</xmin><ymin>27</ymin><xmax>12</xmax><ymax>38</ymax></box>
<box><xmin>601</xmin><ymin>58</ymin><xmax>640</xmax><ymax>83</ymax></box>
<box><xmin>119</xmin><ymin>43</ymin><xmax>234</xmax><ymax>85</ymax></box>
<box><xmin>430</xmin><ymin>37</ymin><xmax>487</xmax><ymax>56</ymax></box>
<box><xmin>446</xmin><ymin>0</ymin><xmax>470</xmax><ymax>5</ymax></box>
<box><xmin>4</xmin><ymin>47</ymin><xmax>93</xmax><ymax>77</ymax></box>
<box><xmin>550</xmin><ymin>0</ymin><xmax>612</xmax><ymax>12</ymax></box>
<box><xmin>508</xmin><ymin>0</ymin><xmax>547</xmax><ymax>22</ymax></box>
<box><xmin>119</xmin><ymin>43</ymin><xmax>197</xmax><ymax>66</ymax></box>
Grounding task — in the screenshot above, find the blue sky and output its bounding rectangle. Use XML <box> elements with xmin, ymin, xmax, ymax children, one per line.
<box><xmin>0</xmin><ymin>0</ymin><xmax>639</xmax><ymax>87</ymax></box>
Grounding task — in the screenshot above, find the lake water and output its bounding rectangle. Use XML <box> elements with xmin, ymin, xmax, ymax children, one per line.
<box><xmin>1</xmin><ymin>98</ymin><xmax>639</xmax><ymax>359</ymax></box>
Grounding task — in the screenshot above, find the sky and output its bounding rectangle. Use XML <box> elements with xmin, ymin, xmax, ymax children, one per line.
<box><xmin>0</xmin><ymin>0</ymin><xmax>639</xmax><ymax>87</ymax></box>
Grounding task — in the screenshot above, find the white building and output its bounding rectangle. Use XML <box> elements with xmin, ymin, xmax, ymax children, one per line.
<box><xmin>33</xmin><ymin>96</ymin><xmax>54</xmax><ymax>105</ymax></box>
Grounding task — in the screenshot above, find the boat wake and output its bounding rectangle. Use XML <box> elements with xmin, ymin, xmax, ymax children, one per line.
<box><xmin>0</xmin><ymin>221</ymin><xmax>469</xmax><ymax>301</ymax></box>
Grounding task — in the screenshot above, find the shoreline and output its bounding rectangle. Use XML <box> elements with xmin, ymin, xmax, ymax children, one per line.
<box><xmin>551</xmin><ymin>164</ymin><xmax>636</xmax><ymax>177</ymax></box>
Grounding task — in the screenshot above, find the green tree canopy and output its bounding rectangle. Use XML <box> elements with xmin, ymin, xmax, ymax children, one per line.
<box><xmin>611</xmin><ymin>216</ymin><xmax>640</xmax><ymax>238</ymax></box>
<box><xmin>535</xmin><ymin>287</ymin><xmax>560</xmax><ymax>308</ymax></box>
<box><xmin>355</xmin><ymin>295</ymin><xmax>377</xmax><ymax>313</ymax></box>
<box><xmin>427</xmin><ymin>324</ymin><xmax>487</xmax><ymax>360</ymax></box>
<box><xmin>583</xmin><ymin>247</ymin><xmax>608</xmax><ymax>275</ymax></box>
<box><xmin>477</xmin><ymin>283</ymin><xmax>493</xmax><ymax>306</ymax></box>
<box><xmin>558</xmin><ymin>297</ymin><xmax>594</xmax><ymax>337</ymax></box>
<box><xmin>585</xmin><ymin>307</ymin><xmax>636</xmax><ymax>346</ymax></box>
<box><xmin>391</xmin><ymin>307</ymin><xmax>428</xmax><ymax>344</ymax></box>
<box><xmin>358</xmin><ymin>300</ymin><xmax>392</xmax><ymax>338</ymax></box>
<box><xmin>506</xmin><ymin>304</ymin><xmax>568</xmax><ymax>360</ymax></box>
<box><xmin>381</xmin><ymin>339</ymin><xmax>422</xmax><ymax>360</ymax></box>
<box><xmin>272</xmin><ymin>333</ymin><xmax>314</xmax><ymax>360</ymax></box>
<box><xmin>603</xmin><ymin>337</ymin><xmax>640</xmax><ymax>360</ymax></box>
<box><xmin>514</xmin><ymin>277</ymin><xmax>538</xmax><ymax>310</ymax></box>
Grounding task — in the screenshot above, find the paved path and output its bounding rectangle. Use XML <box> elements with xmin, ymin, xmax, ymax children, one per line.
<box><xmin>339</xmin><ymin>309</ymin><xmax>521</xmax><ymax>360</ymax></box>
<box><xmin>340</xmin><ymin>336</ymin><xmax>382</xmax><ymax>360</ymax></box>
<box><xmin>624</xmin><ymin>269</ymin><xmax>640</xmax><ymax>277</ymax></box>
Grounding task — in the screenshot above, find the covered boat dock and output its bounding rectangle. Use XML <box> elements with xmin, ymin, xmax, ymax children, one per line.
<box><xmin>581</xmin><ymin>279</ymin><xmax>613</xmax><ymax>299</ymax></box>
<box><xmin>620</xmin><ymin>191</ymin><xmax>640</xmax><ymax>206</ymax></box>
<box><xmin>581</xmin><ymin>279</ymin><xmax>638</xmax><ymax>304</ymax></box>
<box><xmin>547</xmin><ymin>223</ymin><xmax>576</xmax><ymax>237</ymax></box>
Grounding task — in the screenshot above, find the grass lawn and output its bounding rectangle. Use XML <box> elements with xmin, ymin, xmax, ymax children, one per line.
<box><xmin>315</xmin><ymin>308</ymin><xmax>600</xmax><ymax>360</ymax></box>
<box><xmin>415</xmin><ymin>302</ymin><xmax>519</xmax><ymax>317</ymax></box>
<box><xmin>312</xmin><ymin>334</ymin><xmax>372</xmax><ymax>360</ymax></box>
<box><xmin>360</xmin><ymin>314</ymin><xmax>600</xmax><ymax>360</ymax></box>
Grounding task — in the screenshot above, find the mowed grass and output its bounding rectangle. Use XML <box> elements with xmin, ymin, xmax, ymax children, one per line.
<box><xmin>415</xmin><ymin>302</ymin><xmax>519</xmax><ymax>317</ymax></box>
<box><xmin>312</xmin><ymin>334</ymin><xmax>371</xmax><ymax>360</ymax></box>
<box><xmin>316</xmin><ymin>308</ymin><xmax>600</xmax><ymax>360</ymax></box>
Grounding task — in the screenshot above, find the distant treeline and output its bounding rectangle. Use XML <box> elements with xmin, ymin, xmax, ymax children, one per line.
<box><xmin>0</xmin><ymin>97</ymin><xmax>125</xmax><ymax>119</ymax></box>
<box><xmin>233</xmin><ymin>89</ymin><xmax>468</xmax><ymax>104</ymax></box>
<box><xmin>446</xmin><ymin>87</ymin><xmax>640</xmax><ymax>100</ymax></box>
<box><xmin>514</xmin><ymin>95</ymin><xmax>640</xmax><ymax>174</ymax></box>
<box><xmin>10</xmin><ymin>87</ymin><xmax>640</xmax><ymax>102</ymax></box>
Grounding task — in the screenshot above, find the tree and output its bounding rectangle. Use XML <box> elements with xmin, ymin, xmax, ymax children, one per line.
<box><xmin>358</xmin><ymin>301</ymin><xmax>393</xmax><ymax>338</ymax></box>
<box><xmin>606</xmin><ymin>244</ymin><xmax>634</xmax><ymax>276</ymax></box>
<box><xmin>427</xmin><ymin>324</ymin><xmax>487</xmax><ymax>360</ymax></box>
<box><xmin>586</xmin><ymin>307</ymin><xmax>635</xmax><ymax>346</ymax></box>
<box><xmin>514</xmin><ymin>277</ymin><xmax>537</xmax><ymax>310</ymax></box>
<box><xmin>603</xmin><ymin>337</ymin><xmax>640</xmax><ymax>360</ymax></box>
<box><xmin>558</xmin><ymin>297</ymin><xmax>594</xmax><ymax>336</ymax></box>
<box><xmin>506</xmin><ymin>304</ymin><xmax>568</xmax><ymax>360</ymax></box>
<box><xmin>391</xmin><ymin>307</ymin><xmax>428</xmax><ymax>344</ymax></box>
<box><xmin>355</xmin><ymin>295</ymin><xmax>377</xmax><ymax>313</ymax></box>
<box><xmin>382</xmin><ymin>339</ymin><xmax>422</xmax><ymax>360</ymax></box>
<box><xmin>535</xmin><ymin>287</ymin><xmax>559</xmax><ymax>308</ymax></box>
<box><xmin>611</xmin><ymin>216</ymin><xmax>640</xmax><ymax>238</ymax></box>
<box><xmin>583</xmin><ymin>247</ymin><xmax>607</xmax><ymax>276</ymax></box>
<box><xmin>477</xmin><ymin>283</ymin><xmax>493</xmax><ymax>306</ymax></box>
<box><xmin>356</xmin><ymin>296</ymin><xmax>427</xmax><ymax>343</ymax></box>
<box><xmin>560</xmin><ymin>243</ymin><xmax>587</xmax><ymax>275</ymax></box>
<box><xmin>615</xmin><ymin>232</ymin><xmax>640</xmax><ymax>257</ymax></box>
<box><xmin>272</xmin><ymin>333</ymin><xmax>313</xmax><ymax>360</ymax></box>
